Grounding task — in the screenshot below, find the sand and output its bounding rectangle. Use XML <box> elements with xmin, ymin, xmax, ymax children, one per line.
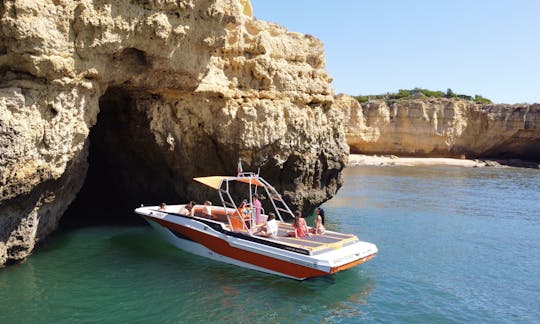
<box><xmin>348</xmin><ymin>154</ymin><xmax>497</xmax><ymax>167</ymax></box>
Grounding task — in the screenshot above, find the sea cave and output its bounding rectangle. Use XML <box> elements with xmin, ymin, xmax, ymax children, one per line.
<box><xmin>60</xmin><ymin>87</ymin><xmax>179</xmax><ymax>228</ymax></box>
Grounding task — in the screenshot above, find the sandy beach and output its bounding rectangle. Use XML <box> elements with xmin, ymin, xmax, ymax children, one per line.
<box><xmin>348</xmin><ymin>154</ymin><xmax>501</xmax><ymax>168</ymax></box>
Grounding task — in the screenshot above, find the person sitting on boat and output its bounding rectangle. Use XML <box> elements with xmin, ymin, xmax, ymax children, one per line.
<box><xmin>288</xmin><ymin>210</ymin><xmax>310</xmax><ymax>238</ymax></box>
<box><xmin>251</xmin><ymin>212</ymin><xmax>278</xmax><ymax>238</ymax></box>
<box><xmin>237</xmin><ymin>199</ymin><xmax>252</xmax><ymax>228</ymax></box>
<box><xmin>238</xmin><ymin>199</ymin><xmax>251</xmax><ymax>217</ymax></box>
<box><xmin>158</xmin><ymin>203</ymin><xmax>167</xmax><ymax>211</ymax></box>
<box><xmin>310</xmin><ymin>207</ymin><xmax>326</xmax><ymax>235</ymax></box>
<box><xmin>179</xmin><ymin>201</ymin><xmax>195</xmax><ymax>216</ymax></box>
<box><xmin>202</xmin><ymin>200</ymin><xmax>213</xmax><ymax>219</ymax></box>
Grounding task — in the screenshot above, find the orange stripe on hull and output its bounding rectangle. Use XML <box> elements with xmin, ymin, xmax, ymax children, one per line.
<box><xmin>146</xmin><ymin>216</ymin><xmax>328</xmax><ymax>279</ymax></box>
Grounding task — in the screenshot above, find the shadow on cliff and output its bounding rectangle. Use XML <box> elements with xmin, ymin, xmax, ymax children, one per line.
<box><xmin>483</xmin><ymin>134</ymin><xmax>540</xmax><ymax>168</ymax></box>
<box><xmin>60</xmin><ymin>87</ymin><xmax>178</xmax><ymax>229</ymax></box>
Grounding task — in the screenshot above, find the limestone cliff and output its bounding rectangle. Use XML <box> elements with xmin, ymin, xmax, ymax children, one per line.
<box><xmin>337</xmin><ymin>95</ymin><xmax>540</xmax><ymax>160</ymax></box>
<box><xmin>0</xmin><ymin>0</ymin><xmax>347</xmax><ymax>265</ymax></box>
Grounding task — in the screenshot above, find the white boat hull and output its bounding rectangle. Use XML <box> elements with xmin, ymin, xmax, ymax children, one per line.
<box><xmin>137</xmin><ymin>206</ymin><xmax>377</xmax><ymax>280</ymax></box>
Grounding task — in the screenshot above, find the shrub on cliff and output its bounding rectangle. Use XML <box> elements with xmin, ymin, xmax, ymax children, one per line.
<box><xmin>419</xmin><ymin>88</ymin><xmax>445</xmax><ymax>98</ymax></box>
<box><xmin>474</xmin><ymin>95</ymin><xmax>492</xmax><ymax>104</ymax></box>
<box><xmin>354</xmin><ymin>95</ymin><xmax>369</xmax><ymax>103</ymax></box>
<box><xmin>354</xmin><ymin>88</ymin><xmax>492</xmax><ymax>104</ymax></box>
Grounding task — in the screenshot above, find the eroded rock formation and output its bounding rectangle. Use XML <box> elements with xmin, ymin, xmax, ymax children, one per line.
<box><xmin>0</xmin><ymin>0</ymin><xmax>347</xmax><ymax>265</ymax></box>
<box><xmin>337</xmin><ymin>94</ymin><xmax>540</xmax><ymax>160</ymax></box>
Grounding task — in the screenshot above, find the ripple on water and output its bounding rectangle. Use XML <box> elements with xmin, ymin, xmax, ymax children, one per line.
<box><xmin>1</xmin><ymin>166</ymin><xmax>539</xmax><ymax>322</ymax></box>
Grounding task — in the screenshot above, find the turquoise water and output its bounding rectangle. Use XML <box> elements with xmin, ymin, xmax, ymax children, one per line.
<box><xmin>1</xmin><ymin>166</ymin><xmax>539</xmax><ymax>323</ymax></box>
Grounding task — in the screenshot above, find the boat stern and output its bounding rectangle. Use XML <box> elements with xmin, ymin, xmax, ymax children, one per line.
<box><xmin>318</xmin><ymin>240</ymin><xmax>378</xmax><ymax>274</ymax></box>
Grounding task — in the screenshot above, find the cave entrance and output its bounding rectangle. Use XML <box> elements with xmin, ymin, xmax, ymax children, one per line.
<box><xmin>60</xmin><ymin>87</ymin><xmax>178</xmax><ymax>228</ymax></box>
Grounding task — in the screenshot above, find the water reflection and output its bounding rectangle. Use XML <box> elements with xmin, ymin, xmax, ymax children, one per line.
<box><xmin>110</xmin><ymin>228</ymin><xmax>377</xmax><ymax>322</ymax></box>
<box><xmin>322</xmin><ymin>165</ymin><xmax>540</xmax><ymax>323</ymax></box>
<box><xmin>0</xmin><ymin>259</ymin><xmax>44</xmax><ymax>322</ymax></box>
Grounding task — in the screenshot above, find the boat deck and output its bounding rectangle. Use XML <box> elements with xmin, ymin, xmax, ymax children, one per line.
<box><xmin>167</xmin><ymin>205</ymin><xmax>360</xmax><ymax>256</ymax></box>
<box><xmin>269</xmin><ymin>222</ymin><xmax>360</xmax><ymax>255</ymax></box>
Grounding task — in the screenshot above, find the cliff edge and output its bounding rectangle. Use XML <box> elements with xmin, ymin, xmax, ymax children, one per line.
<box><xmin>337</xmin><ymin>95</ymin><xmax>540</xmax><ymax>160</ymax></box>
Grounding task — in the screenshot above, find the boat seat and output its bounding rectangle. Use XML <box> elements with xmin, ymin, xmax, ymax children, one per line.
<box><xmin>227</xmin><ymin>211</ymin><xmax>247</xmax><ymax>232</ymax></box>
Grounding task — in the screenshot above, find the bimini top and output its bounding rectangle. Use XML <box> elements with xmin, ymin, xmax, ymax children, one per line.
<box><xmin>193</xmin><ymin>174</ymin><xmax>265</xmax><ymax>189</ymax></box>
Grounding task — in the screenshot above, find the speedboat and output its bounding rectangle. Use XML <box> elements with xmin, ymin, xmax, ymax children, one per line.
<box><xmin>134</xmin><ymin>172</ymin><xmax>377</xmax><ymax>280</ymax></box>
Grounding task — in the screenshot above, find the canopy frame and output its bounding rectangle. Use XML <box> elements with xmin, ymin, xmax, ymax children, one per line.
<box><xmin>193</xmin><ymin>172</ymin><xmax>295</xmax><ymax>229</ymax></box>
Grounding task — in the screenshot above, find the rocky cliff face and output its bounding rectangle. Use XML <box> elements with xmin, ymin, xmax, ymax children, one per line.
<box><xmin>337</xmin><ymin>95</ymin><xmax>540</xmax><ymax>160</ymax></box>
<box><xmin>0</xmin><ymin>0</ymin><xmax>347</xmax><ymax>266</ymax></box>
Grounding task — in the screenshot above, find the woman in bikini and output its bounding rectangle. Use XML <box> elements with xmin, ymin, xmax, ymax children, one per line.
<box><xmin>310</xmin><ymin>207</ymin><xmax>326</xmax><ymax>234</ymax></box>
<box><xmin>288</xmin><ymin>210</ymin><xmax>309</xmax><ymax>238</ymax></box>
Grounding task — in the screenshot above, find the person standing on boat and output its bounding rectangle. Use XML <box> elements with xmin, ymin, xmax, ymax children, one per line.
<box><xmin>252</xmin><ymin>193</ymin><xmax>262</xmax><ymax>225</ymax></box>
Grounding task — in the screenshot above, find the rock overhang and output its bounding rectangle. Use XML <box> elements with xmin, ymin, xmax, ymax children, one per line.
<box><xmin>0</xmin><ymin>0</ymin><xmax>347</xmax><ymax>266</ymax></box>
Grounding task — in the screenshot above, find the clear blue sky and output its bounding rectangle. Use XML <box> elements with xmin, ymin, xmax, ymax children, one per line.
<box><xmin>250</xmin><ymin>1</ymin><xmax>540</xmax><ymax>104</ymax></box>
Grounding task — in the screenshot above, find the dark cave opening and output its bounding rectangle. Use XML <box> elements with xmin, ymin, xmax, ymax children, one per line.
<box><xmin>60</xmin><ymin>87</ymin><xmax>178</xmax><ymax>228</ymax></box>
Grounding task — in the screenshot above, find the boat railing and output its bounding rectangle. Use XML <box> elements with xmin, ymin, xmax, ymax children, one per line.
<box><xmin>275</xmin><ymin>207</ymin><xmax>291</xmax><ymax>215</ymax></box>
<box><xmin>213</xmin><ymin>173</ymin><xmax>297</xmax><ymax>232</ymax></box>
<box><xmin>218</xmin><ymin>180</ymin><xmax>251</xmax><ymax>232</ymax></box>
<box><xmin>256</xmin><ymin>177</ymin><xmax>295</xmax><ymax>222</ymax></box>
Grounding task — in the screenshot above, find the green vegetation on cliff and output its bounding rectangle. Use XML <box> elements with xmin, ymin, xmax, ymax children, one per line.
<box><xmin>354</xmin><ymin>88</ymin><xmax>492</xmax><ymax>104</ymax></box>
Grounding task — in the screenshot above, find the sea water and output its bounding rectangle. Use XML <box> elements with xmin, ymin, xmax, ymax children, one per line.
<box><xmin>1</xmin><ymin>166</ymin><xmax>539</xmax><ymax>323</ymax></box>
